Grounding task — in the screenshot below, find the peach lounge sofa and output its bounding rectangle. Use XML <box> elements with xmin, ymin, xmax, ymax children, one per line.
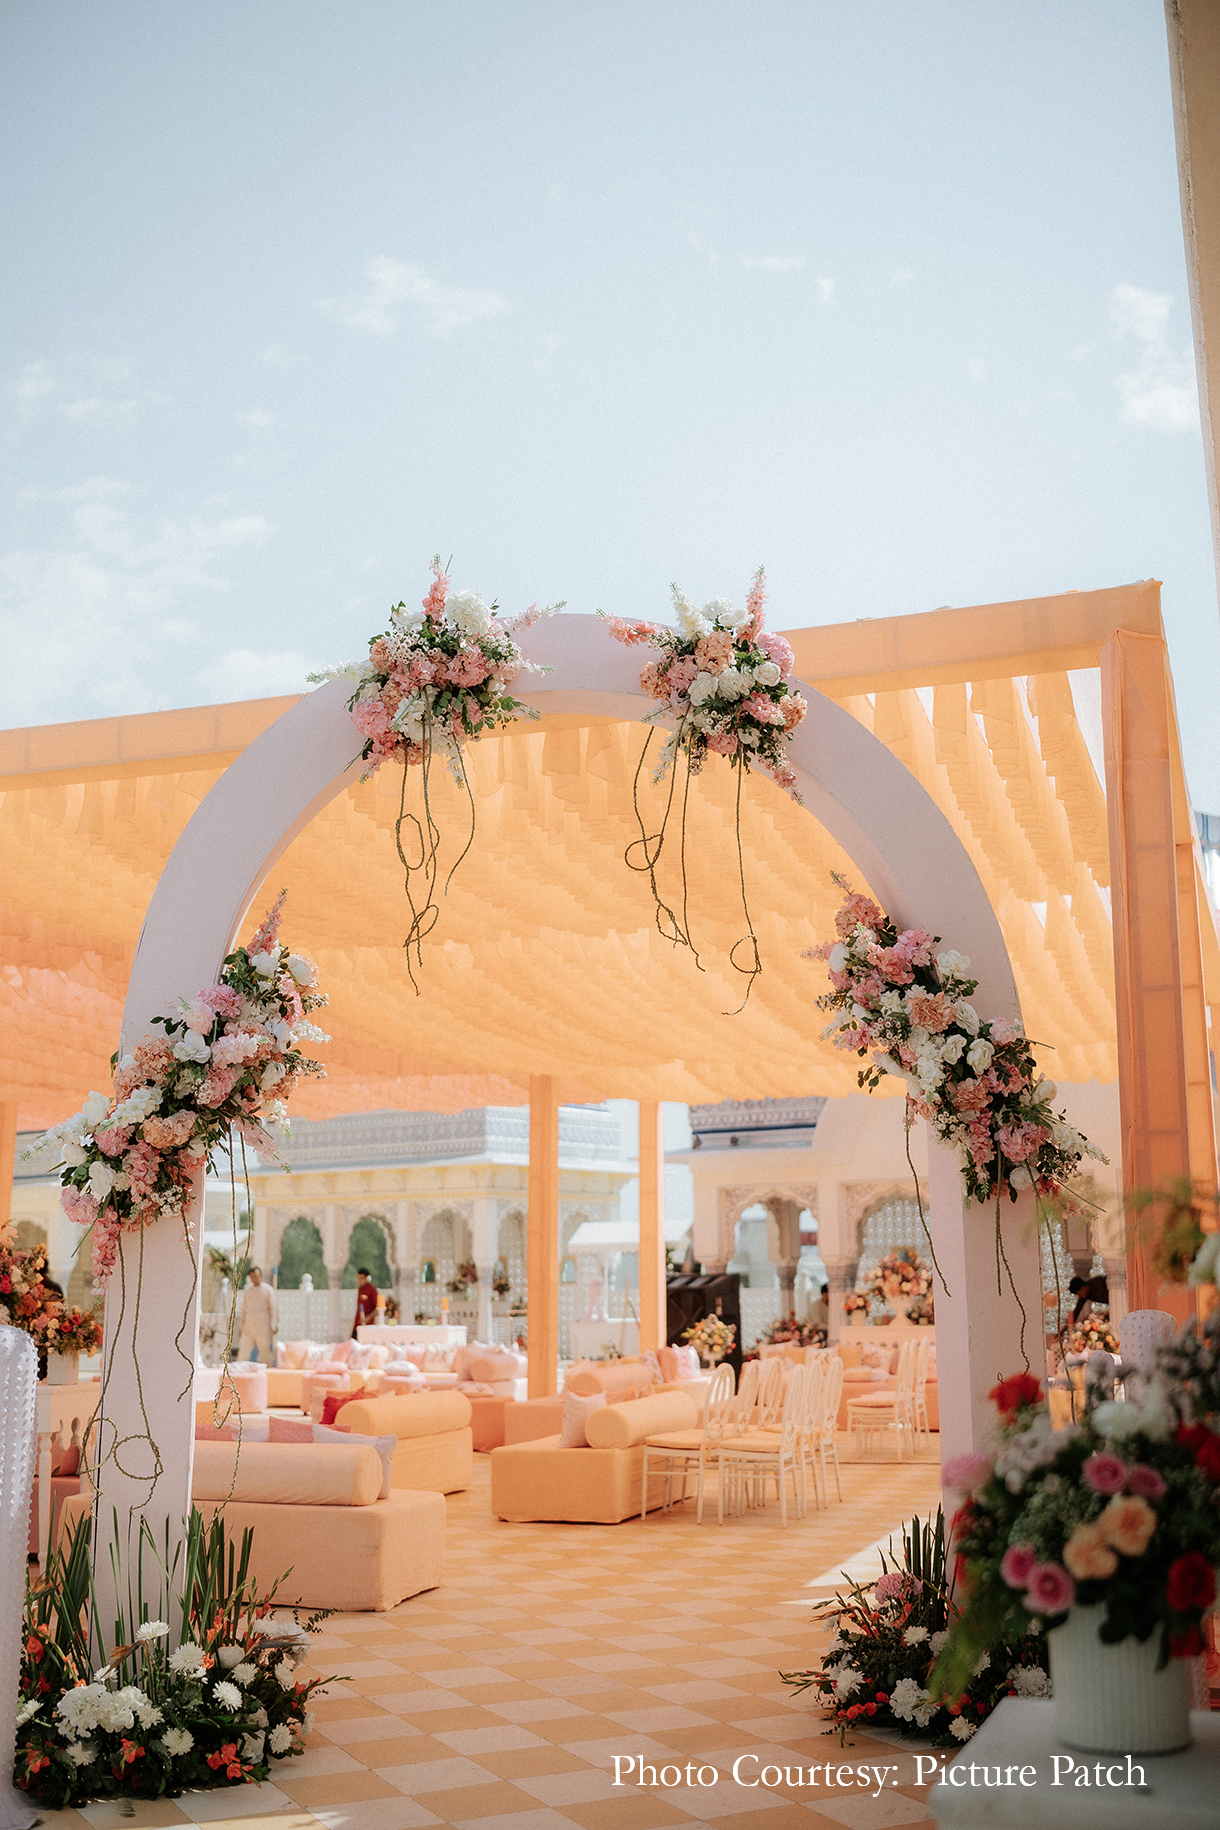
<box><xmin>490</xmin><ymin>1390</ymin><xmax>699</xmax><ymax>1523</ymax></box>
<box><xmin>57</xmin><ymin>1439</ymin><xmax>446</xmax><ymax>1613</ymax></box>
<box><xmin>338</xmin><ymin>1389</ymin><xmax>475</xmax><ymax>1493</ymax></box>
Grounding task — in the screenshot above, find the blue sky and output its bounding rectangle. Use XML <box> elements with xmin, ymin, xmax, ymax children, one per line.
<box><xmin>4</xmin><ymin>2</ymin><xmax>1219</xmax><ymax>801</ymax></box>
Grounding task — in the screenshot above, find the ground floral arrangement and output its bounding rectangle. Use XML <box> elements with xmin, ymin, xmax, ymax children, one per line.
<box><xmin>25</xmin><ymin>894</ymin><xmax>326</xmax><ymax>1286</ymax></box>
<box><xmin>1063</xmin><ymin>1311</ymin><xmax>1120</xmax><ymax>1357</ymax></box>
<box><xmin>601</xmin><ymin>570</ymin><xmax>807</xmax><ymax>1007</ymax></box>
<box><xmin>683</xmin><ymin>1315</ymin><xmax>736</xmax><ymax>1362</ymax></box>
<box><xmin>0</xmin><ymin>1237</ymin><xmax>102</xmax><ymax>1359</ymax></box>
<box><xmin>312</xmin><ymin>557</ymin><xmax>559</xmax><ymax>987</ymax></box>
<box><xmin>746</xmin><ymin>1315</ymin><xmax>827</xmax><ymax>1357</ymax></box>
<box><xmin>932</xmin><ymin>1330</ymin><xmax>1220</xmax><ymax>1700</ymax></box>
<box><xmin>16</xmin><ymin>1511</ymin><xmax>338</xmax><ymax>1809</ymax></box>
<box><xmin>782</xmin><ymin>1513</ymin><xmax>1050</xmax><ymax>1747</ymax></box>
<box><xmin>811</xmin><ymin>878</ymin><xmax>1104</xmax><ymax>1205</ymax></box>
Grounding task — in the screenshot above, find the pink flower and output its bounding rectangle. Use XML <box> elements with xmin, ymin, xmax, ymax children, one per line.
<box><xmin>448</xmin><ymin>648</ymin><xmax>490</xmax><ymax>687</ymax></box>
<box><xmin>695</xmin><ymin>631</ymin><xmax>734</xmax><ymax>675</ymax></box>
<box><xmin>61</xmin><ymin>1186</ymin><xmax>100</xmax><ymax>1228</ymax></box>
<box><xmin>247</xmin><ymin>891</ymin><xmax>286</xmax><ymax>957</ymax></box>
<box><xmin>741</xmin><ymin>691</ymin><xmax>784</xmax><ymax>726</ymax></box>
<box><xmin>667</xmin><ymin>656</ymin><xmax>697</xmax><ymax>694</ymax></box>
<box><xmin>422</xmin><ymin>555</ymin><xmax>449</xmax><ymax>621</ymax></box>
<box><xmin>1024</xmin><ymin>1563</ymin><xmax>1075</xmax><ymax>1614</ymax></box>
<box><xmin>942</xmin><ymin>1452</ymin><xmax>992</xmax><ymax>1492</ymax></box>
<box><xmin>93</xmin><ymin>1125</ymin><xmax>133</xmax><ymax>1158</ymax></box>
<box><xmin>781</xmin><ymin>689</ymin><xmax>807</xmax><ymax>731</ymax></box>
<box><xmin>1000</xmin><ymin>1543</ymin><xmax>1037</xmax><ymax>1589</ymax></box>
<box><xmin>705</xmin><ymin>730</ymin><xmax>739</xmax><ymax>756</ymax></box>
<box><xmin>995</xmin><ymin>1121</ymin><xmax>1047</xmax><ymax>1165</ymax></box>
<box><xmin>1126</xmin><ymin>1464</ymin><xmax>1167</xmax><ymax>1500</ymax></box>
<box><xmin>756</xmin><ymin>629</ymin><xmax>794</xmax><ymax>676</ymax></box>
<box><xmin>197</xmin><ymin>985</ymin><xmax>243</xmax><ymax>1020</ymax></box>
<box><xmin>181</xmin><ymin>1001</ymin><xmax>214</xmax><ymax>1034</ymax></box>
<box><xmin>1083</xmin><ymin>1453</ymin><xmax>1128</xmax><ymax>1495</ymax></box>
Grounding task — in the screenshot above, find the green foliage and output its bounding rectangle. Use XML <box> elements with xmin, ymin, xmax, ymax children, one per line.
<box><xmin>340</xmin><ymin>1215</ymin><xmax>390</xmax><ymax>1290</ymax></box>
<box><xmin>277</xmin><ymin>1215</ymin><xmax>329</xmax><ymax>1290</ymax></box>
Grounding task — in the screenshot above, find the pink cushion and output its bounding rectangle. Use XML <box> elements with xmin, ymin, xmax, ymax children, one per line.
<box><xmin>328</xmin><ymin>1340</ymin><xmax>353</xmax><ymax>1364</ymax></box>
<box><xmin>195</xmin><ymin>1421</ymin><xmax>234</xmax><ymax>1441</ymax></box>
<box><xmin>312</xmin><ymin>1360</ymin><xmax>349</xmax><ymax>1376</ymax></box>
<box><xmin>268</xmin><ymin>1415</ymin><xmax>314</xmax><ymax>1442</ymax></box>
<box><xmin>655</xmin><ymin>1346</ymin><xmax>681</xmax><ymax>1381</ymax></box>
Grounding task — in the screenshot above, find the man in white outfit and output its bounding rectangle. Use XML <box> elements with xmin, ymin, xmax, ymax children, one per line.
<box><xmin>237</xmin><ymin>1266</ymin><xmax>278</xmax><ymax>1363</ymax></box>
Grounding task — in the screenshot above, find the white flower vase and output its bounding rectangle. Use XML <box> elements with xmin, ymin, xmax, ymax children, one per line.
<box><xmin>46</xmin><ymin>1351</ymin><xmax>79</xmax><ymax>1386</ymax></box>
<box><xmin>1048</xmin><ymin>1603</ymin><xmax>1191</xmax><ymax>1754</ymax></box>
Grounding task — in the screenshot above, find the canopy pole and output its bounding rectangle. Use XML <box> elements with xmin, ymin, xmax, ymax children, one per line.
<box><xmin>638</xmin><ymin>1101</ymin><xmax>666</xmax><ymax>1356</ymax></box>
<box><xmin>0</xmin><ymin>1104</ymin><xmax>16</xmax><ymax>1238</ymax></box>
<box><xmin>527</xmin><ymin>1077</ymin><xmax>560</xmax><ymax>1396</ymax></box>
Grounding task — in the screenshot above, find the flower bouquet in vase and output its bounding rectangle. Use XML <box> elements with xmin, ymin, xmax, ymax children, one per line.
<box><xmin>932</xmin><ymin>1333</ymin><xmax>1220</xmax><ymax>1755</ymax></box>
<box><xmin>683</xmin><ymin>1315</ymin><xmax>736</xmax><ymax>1367</ymax></box>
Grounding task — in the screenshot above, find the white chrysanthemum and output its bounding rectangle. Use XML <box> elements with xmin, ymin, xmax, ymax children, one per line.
<box><xmin>1008</xmin><ymin>1665</ymin><xmax>1052</xmax><ymax>1699</ymax></box>
<box><xmin>66</xmin><ymin>1743</ymin><xmax>97</xmax><ymax>1767</ymax></box>
<box><xmin>136</xmin><ymin>1620</ymin><xmax>170</xmax><ymax>1643</ymax></box>
<box><xmin>168</xmin><ymin>1641</ymin><xmax>206</xmax><ymax>1674</ymax></box>
<box><xmin>16</xmin><ymin>1698</ymin><xmax>39</xmax><ymax>1726</ymax></box>
<box><xmin>232</xmin><ymin>1663</ymin><xmax>257</xmax><ymax>1687</ymax></box>
<box><xmin>929</xmin><ymin>1630</ymin><xmax>950</xmax><ymax>1654</ymax></box>
<box><xmin>268</xmin><ymin>1722</ymin><xmax>294</xmax><ymax>1755</ymax></box>
<box><xmin>212</xmin><ymin>1680</ymin><xmax>243</xmax><ymax>1712</ymax></box>
<box><xmin>902</xmin><ymin>1625</ymin><xmax>929</xmax><ymax>1646</ymax></box>
<box><xmin>161</xmin><ymin>1727</ymin><xmax>194</xmax><ymax>1756</ymax></box>
<box><xmin>135</xmin><ymin>1701</ymin><xmax>164</xmax><ymax>1728</ymax></box>
<box><xmin>832</xmin><ymin>1664</ymin><xmax>863</xmax><ymax>1699</ymax></box>
<box><xmin>275</xmin><ymin>1661</ymin><xmax>297</xmax><ymax>1691</ymax></box>
<box><xmin>950</xmin><ymin>1718</ymin><xmax>977</xmax><ymax>1741</ymax></box>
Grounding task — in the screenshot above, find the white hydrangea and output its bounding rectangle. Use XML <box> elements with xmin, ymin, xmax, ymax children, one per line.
<box><xmin>950</xmin><ymin>1718</ymin><xmax>977</xmax><ymax>1741</ymax></box>
<box><xmin>168</xmin><ymin>1641</ymin><xmax>207</xmax><ymax>1675</ymax></box>
<box><xmin>268</xmin><ymin>1722</ymin><xmax>294</xmax><ymax>1755</ymax></box>
<box><xmin>161</xmin><ymin>1727</ymin><xmax>194</xmax><ymax>1756</ymax></box>
<box><xmin>446</xmin><ymin>589</ymin><xmax>494</xmax><ymax>637</ymax></box>
<box><xmin>56</xmin><ymin>1682</ymin><xmax>154</xmax><ymax>1740</ymax></box>
<box><xmin>890</xmin><ymin>1677</ymin><xmax>936</xmax><ymax>1726</ymax></box>
<box><xmin>936</xmin><ymin>950</ymin><xmax>970</xmax><ymax>978</ymax></box>
<box><xmin>832</xmin><ymin>1663</ymin><xmax>863</xmax><ymax>1699</ymax></box>
<box><xmin>66</xmin><ymin>1743</ymin><xmax>97</xmax><ymax>1767</ymax></box>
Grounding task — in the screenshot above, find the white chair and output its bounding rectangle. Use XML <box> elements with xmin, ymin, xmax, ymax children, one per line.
<box><xmin>731</xmin><ymin>1358</ymin><xmax>761</xmax><ymax>1432</ymax></box>
<box><xmin>810</xmin><ymin>1355</ymin><xmax>844</xmax><ymax>1504</ymax></box>
<box><xmin>795</xmin><ymin>1355</ymin><xmax>826</xmax><ymax>1511</ymax></box>
<box><xmin>719</xmin><ymin>1364</ymin><xmax>807</xmax><ymax>1527</ymax></box>
<box><xmin>755</xmin><ymin>1355</ymin><xmax>785</xmax><ymax>1429</ymax></box>
<box><xmin>912</xmin><ymin>1339</ymin><xmax>933</xmax><ymax>1444</ymax></box>
<box><xmin>640</xmin><ymin>1362</ymin><xmax>736</xmax><ymax>1524</ymax></box>
<box><xmin>847</xmin><ymin>1338</ymin><xmax>919</xmax><ymax>1459</ymax></box>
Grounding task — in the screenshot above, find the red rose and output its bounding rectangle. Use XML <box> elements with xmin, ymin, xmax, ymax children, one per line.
<box><xmin>1170</xmin><ymin>1624</ymin><xmax>1205</xmax><ymax>1659</ymax></box>
<box><xmin>875</xmin><ymin>1692</ymin><xmax>889</xmax><ymax>1703</ymax></box>
<box><xmin>1166</xmin><ymin>1551</ymin><xmax>1216</xmax><ymax>1613</ymax></box>
<box><xmin>989</xmin><ymin>1372</ymin><xmax>1043</xmax><ymax>1416</ymax></box>
<box><xmin>1177</xmin><ymin>1423</ymin><xmax>1220</xmax><ymax>1483</ymax></box>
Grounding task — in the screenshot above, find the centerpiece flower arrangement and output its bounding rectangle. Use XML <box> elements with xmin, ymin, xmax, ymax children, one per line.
<box><xmin>683</xmin><ymin>1315</ymin><xmax>737</xmax><ymax>1364</ymax></box>
<box><xmin>843</xmin><ymin>1288</ymin><xmax>871</xmax><ymax>1321</ymax></box>
<box><xmin>16</xmin><ymin>1511</ymin><xmax>338</xmax><ymax>1810</ymax></box>
<box><xmin>0</xmin><ymin>1238</ymin><xmax>103</xmax><ymax>1361</ymax></box>
<box><xmin>1063</xmin><ymin>1312</ymin><xmax>1119</xmax><ymax>1356</ymax></box>
<box><xmin>782</xmin><ymin>1512</ymin><xmax>1049</xmax><ymax>1747</ymax></box>
<box><xmin>930</xmin><ymin>1346</ymin><xmax>1220</xmax><ymax>1709</ymax></box>
<box><xmin>811</xmin><ymin>879</ymin><xmax>1104</xmax><ymax>1206</ymax></box>
<box><xmin>446</xmin><ymin>1259</ymin><xmax>478</xmax><ymax>1297</ymax></box>
<box><xmin>753</xmin><ymin>1314</ymin><xmax>826</xmax><ymax>1351</ymax></box>
<box><xmin>601</xmin><ymin>569</ymin><xmax>808</xmax><ymax>1006</ymax></box>
<box><xmin>24</xmin><ymin>894</ymin><xmax>326</xmax><ymax>1287</ymax></box>
<box><xmin>311</xmin><ymin>557</ymin><xmax>560</xmax><ymax>988</ymax></box>
<box><xmin>866</xmin><ymin>1249</ymin><xmax>932</xmax><ymax>1316</ymax></box>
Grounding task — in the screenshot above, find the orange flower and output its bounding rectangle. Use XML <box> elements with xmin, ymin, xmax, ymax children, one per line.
<box><xmin>1100</xmin><ymin>1493</ymin><xmax>1157</xmax><ymax>1558</ymax></box>
<box><xmin>1063</xmin><ymin>1520</ymin><xmax>1118</xmax><ymax>1581</ymax></box>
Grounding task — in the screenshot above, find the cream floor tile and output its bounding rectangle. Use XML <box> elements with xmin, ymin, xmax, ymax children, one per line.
<box><xmin>450</xmin><ymin>1811</ymin><xmax>584</xmax><ymax>1830</ymax></box>
<box><xmin>79</xmin><ymin>1803</ymin><xmax>191</xmax><ymax>1828</ymax></box>
<box><xmin>515</xmin><ymin>1768</ymin><xmax>642</xmax><ymax>1806</ymax></box>
<box><xmin>376</xmin><ymin>1754</ymin><xmax>501</xmax><ymax>1793</ymax></box>
<box><xmin>606</xmin><ymin>1707</ymin><xmax>719</xmax><ymax>1732</ymax></box>
<box><xmin>435</xmin><ymin>1724</ymin><xmax>550</xmax><ymax>1755</ymax></box>
<box><xmin>311</xmin><ymin>1802</ymin><xmax>442</xmax><ymax>1829</ymax></box>
<box><xmin>176</xmin><ymin>1785</ymin><xmax>296</xmax><ymax>1822</ymax></box>
<box><xmin>809</xmin><ymin>1796</ymin><xmax>929</xmax><ymax>1827</ymax></box>
<box><xmin>487</xmin><ymin>1697</ymin><xmax>596</xmax><ymax>1723</ymax></box>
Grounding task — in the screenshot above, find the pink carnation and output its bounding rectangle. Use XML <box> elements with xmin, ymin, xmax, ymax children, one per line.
<box><xmin>1126</xmin><ymin>1464</ymin><xmax>1168</xmax><ymax>1500</ymax></box>
<box><xmin>943</xmin><ymin>1452</ymin><xmax>992</xmax><ymax>1493</ymax></box>
<box><xmin>756</xmin><ymin>629</ymin><xmax>794</xmax><ymax>676</ymax></box>
<box><xmin>1024</xmin><ymin>1563</ymin><xmax>1075</xmax><ymax>1615</ymax></box>
<box><xmin>1083</xmin><ymin>1452</ymin><xmax>1128</xmax><ymax>1495</ymax></box>
<box><xmin>1000</xmin><ymin>1543</ymin><xmax>1038</xmax><ymax>1589</ymax></box>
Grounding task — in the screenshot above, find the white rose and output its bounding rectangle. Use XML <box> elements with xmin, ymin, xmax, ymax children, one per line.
<box><xmin>1009</xmin><ymin>1165</ymin><xmax>1033</xmax><ymax>1190</ymax></box>
<box><xmin>87</xmin><ymin>1161</ymin><xmax>116</xmax><ymax>1201</ymax></box>
<box><xmin>939</xmin><ymin>1033</ymin><xmax>966</xmax><ymax>1064</ymax></box>
<box><xmin>703</xmin><ymin>595</ymin><xmax>737</xmax><ymax>627</ymax></box>
<box><xmin>173</xmin><ymin>1029</ymin><xmax>211</xmax><ymax>1063</ymax></box>
<box><xmin>716</xmin><ymin>666</ymin><xmax>746</xmax><ymax>701</ymax></box>
<box><xmin>250</xmin><ymin>948</ymin><xmax>279</xmax><ymax>978</ymax></box>
<box><xmin>954</xmin><ymin>1000</ymin><xmax>980</xmax><ymax>1035</ymax></box>
<box><xmin>217</xmin><ymin>1645</ymin><xmax>245</xmax><ymax>1669</ymax></box>
<box><xmin>966</xmin><ymin>1038</ymin><xmax>994</xmax><ymax>1073</ymax></box>
<box><xmin>827</xmin><ymin>943</ymin><xmax>848</xmax><ymax>975</ymax></box>
<box><xmin>936</xmin><ymin>950</ymin><xmax>970</xmax><ymax>977</ymax></box>
<box><xmin>755</xmin><ymin>660</ymin><xmax>781</xmax><ymax>687</ymax></box>
<box><xmin>689</xmin><ymin>672</ymin><xmax>718</xmax><ymax>706</ymax></box>
<box><xmin>285</xmin><ymin>954</ymin><xmax>314</xmax><ymax>986</ymax></box>
<box><xmin>61</xmin><ymin>1139</ymin><xmax>88</xmax><ymax>1167</ymax></box>
<box><xmin>82</xmin><ymin>1091</ymin><xmax>112</xmax><ymax>1128</ymax></box>
<box><xmin>260</xmin><ymin>1062</ymin><xmax>286</xmax><ymax>1090</ymax></box>
<box><xmin>1033</xmin><ymin>1077</ymin><xmax>1057</xmax><ymax>1103</ymax></box>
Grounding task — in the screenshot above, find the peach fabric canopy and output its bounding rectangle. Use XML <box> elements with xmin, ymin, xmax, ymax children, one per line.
<box><xmin>0</xmin><ymin>580</ymin><xmax>1212</xmax><ymax>1130</ymax></box>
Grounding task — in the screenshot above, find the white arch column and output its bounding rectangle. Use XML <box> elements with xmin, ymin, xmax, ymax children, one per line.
<box><xmin>99</xmin><ymin>614</ymin><xmax>1040</xmax><ymax>1556</ymax></box>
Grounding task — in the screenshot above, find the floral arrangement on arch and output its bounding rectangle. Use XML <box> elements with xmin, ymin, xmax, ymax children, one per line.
<box><xmin>25</xmin><ymin>894</ymin><xmax>326</xmax><ymax>1286</ymax></box>
<box><xmin>810</xmin><ymin>879</ymin><xmax>1105</xmax><ymax>1206</ymax></box>
<box><xmin>0</xmin><ymin>1239</ymin><xmax>102</xmax><ymax>1359</ymax></box>
<box><xmin>683</xmin><ymin>1315</ymin><xmax>736</xmax><ymax>1363</ymax></box>
<box><xmin>17</xmin><ymin>1511</ymin><xmax>337</xmax><ymax>1810</ymax></box>
<box><xmin>601</xmin><ymin>570</ymin><xmax>807</xmax><ymax>1005</ymax></box>
<box><xmin>311</xmin><ymin>557</ymin><xmax>560</xmax><ymax>987</ymax></box>
<box><xmin>931</xmin><ymin>1335</ymin><xmax>1220</xmax><ymax>1701</ymax></box>
<box><xmin>782</xmin><ymin>1512</ymin><xmax>1049</xmax><ymax>1747</ymax></box>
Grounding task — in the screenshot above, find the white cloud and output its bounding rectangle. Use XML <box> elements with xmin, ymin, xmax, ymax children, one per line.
<box><xmin>0</xmin><ymin>478</ymin><xmax>273</xmax><ymax>723</ymax></box>
<box><xmin>230</xmin><ymin>409</ymin><xmax>279</xmax><ymax>470</ymax></box>
<box><xmin>815</xmin><ymin>277</ymin><xmax>835</xmax><ymax>305</ymax></box>
<box><xmin>742</xmin><ymin>255</ymin><xmax>806</xmax><ymax>272</ymax></box>
<box><xmin>258</xmin><ymin>343</ymin><xmax>305</xmax><ymax>369</ymax></box>
<box><xmin>194</xmin><ymin>647</ymin><xmax>313</xmax><ymax>701</ymax></box>
<box><xmin>317</xmin><ymin>256</ymin><xmax>506</xmax><ymax>337</ymax></box>
<box><xmin>968</xmin><ymin>357</ymin><xmax>987</xmax><ymax>382</ymax></box>
<box><xmin>9</xmin><ymin>356</ymin><xmax>154</xmax><ymax>425</ymax></box>
<box><xmin>1111</xmin><ymin>282</ymin><xmax>1199</xmax><ymax>432</ymax></box>
<box><xmin>888</xmin><ymin>268</ymin><xmax>914</xmax><ymax>288</ymax></box>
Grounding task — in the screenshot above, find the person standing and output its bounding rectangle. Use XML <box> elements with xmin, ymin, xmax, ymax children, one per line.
<box><xmin>237</xmin><ymin>1266</ymin><xmax>277</xmax><ymax>1363</ymax></box>
<box><xmin>352</xmin><ymin>1267</ymin><xmax>378</xmax><ymax>1338</ymax></box>
<box><xmin>806</xmin><ymin>1282</ymin><xmax>829</xmax><ymax>1331</ymax></box>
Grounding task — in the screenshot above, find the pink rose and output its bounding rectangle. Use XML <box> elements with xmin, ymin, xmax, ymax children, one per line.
<box><xmin>1024</xmin><ymin>1563</ymin><xmax>1075</xmax><ymax>1615</ymax></box>
<box><xmin>943</xmin><ymin>1452</ymin><xmax>992</xmax><ymax>1493</ymax></box>
<box><xmin>1082</xmin><ymin>1453</ymin><xmax>1128</xmax><ymax>1495</ymax></box>
<box><xmin>705</xmin><ymin>731</ymin><xmax>739</xmax><ymax>756</ymax></box>
<box><xmin>1000</xmin><ymin>1543</ymin><xmax>1038</xmax><ymax>1589</ymax></box>
<box><xmin>1126</xmin><ymin>1464</ymin><xmax>1167</xmax><ymax>1500</ymax></box>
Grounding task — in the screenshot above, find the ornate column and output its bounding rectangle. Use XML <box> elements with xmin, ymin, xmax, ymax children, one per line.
<box><xmin>824</xmin><ymin>1261</ymin><xmax>852</xmax><ymax>1345</ymax></box>
<box><xmin>527</xmin><ymin>1076</ymin><xmax>560</xmax><ymax>1396</ymax></box>
<box><xmin>638</xmin><ymin>1101</ymin><xmax>666</xmax><ymax>1354</ymax></box>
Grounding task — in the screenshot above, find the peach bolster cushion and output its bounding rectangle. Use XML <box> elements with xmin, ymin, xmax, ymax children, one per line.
<box><xmin>191</xmin><ymin>1439</ymin><xmax>382</xmax><ymax>1508</ymax></box>
<box><xmin>564</xmin><ymin>1360</ymin><xmax>651</xmax><ymax>1400</ymax></box>
<box><xmin>340</xmin><ymin>1389</ymin><xmax>472</xmax><ymax>1440</ymax></box>
<box><xmin>584</xmin><ymin>1390</ymin><xmax>698</xmax><ymax>1449</ymax></box>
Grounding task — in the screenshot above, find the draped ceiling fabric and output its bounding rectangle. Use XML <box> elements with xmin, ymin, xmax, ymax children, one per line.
<box><xmin>2</xmin><ymin>581</ymin><xmax>1215</xmax><ymax>1131</ymax></box>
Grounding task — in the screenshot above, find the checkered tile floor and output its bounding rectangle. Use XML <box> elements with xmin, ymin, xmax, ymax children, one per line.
<box><xmin>61</xmin><ymin>1441</ymin><xmax>944</xmax><ymax>1830</ymax></box>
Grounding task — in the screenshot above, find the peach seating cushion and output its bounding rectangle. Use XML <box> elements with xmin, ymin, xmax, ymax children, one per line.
<box><xmin>338</xmin><ymin>1389</ymin><xmax>474</xmax><ymax>1495</ymax></box>
<box><xmin>584</xmin><ymin>1390</ymin><xmax>698</xmax><ymax>1449</ymax></box>
<box><xmin>191</xmin><ymin>1438</ymin><xmax>382</xmax><ymax>1507</ymax></box>
<box><xmin>463</xmin><ymin>1349</ymin><xmax>528</xmax><ymax>1383</ymax></box>
<box><xmin>490</xmin><ymin>1437</ymin><xmax>673</xmax><ymax>1524</ymax></box>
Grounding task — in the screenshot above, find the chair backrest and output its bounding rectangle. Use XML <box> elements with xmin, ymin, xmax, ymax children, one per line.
<box><xmin>777</xmin><ymin>1363</ymin><xmax>807</xmax><ymax>1451</ymax></box>
<box><xmin>914</xmin><ymin>1338</ymin><xmax>932</xmax><ymax>1392</ymax></box>
<box><xmin>757</xmin><ymin>1355</ymin><xmax>785</xmax><ymax>1428</ymax></box>
<box><xmin>1119</xmin><ymin>1309</ymin><xmax>1175</xmax><ymax>1370</ymax></box>
<box><xmin>732</xmin><ymin>1358</ymin><xmax>761</xmax><ymax>1430</ymax></box>
<box><xmin>896</xmin><ymin>1338</ymin><xmax>919</xmax><ymax>1392</ymax></box>
<box><xmin>816</xmin><ymin>1355</ymin><xmax>844</xmax><ymax>1434</ymax></box>
<box><xmin>703</xmin><ymin>1361</ymin><xmax>738</xmax><ymax>1442</ymax></box>
<box><xmin>799</xmin><ymin>1355</ymin><xmax>824</xmax><ymax>1439</ymax></box>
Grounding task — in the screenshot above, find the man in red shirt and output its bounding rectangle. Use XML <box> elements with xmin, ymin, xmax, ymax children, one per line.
<box><xmin>352</xmin><ymin>1267</ymin><xmax>378</xmax><ymax>1338</ymax></box>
